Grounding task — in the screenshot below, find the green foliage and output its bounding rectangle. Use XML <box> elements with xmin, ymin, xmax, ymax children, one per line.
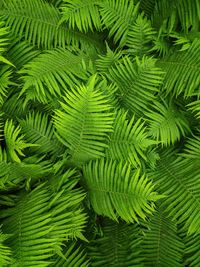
<box><xmin>142</xmin><ymin>207</ymin><xmax>184</xmax><ymax>267</ymax></box>
<box><xmin>0</xmin><ymin>0</ymin><xmax>200</xmax><ymax>266</ymax></box>
<box><xmin>54</xmin><ymin>75</ymin><xmax>114</xmax><ymax>165</ymax></box>
<box><xmin>83</xmin><ymin>159</ymin><xmax>161</xmax><ymax>222</ymax></box>
<box><xmin>88</xmin><ymin>219</ymin><xmax>143</xmax><ymax>266</ymax></box>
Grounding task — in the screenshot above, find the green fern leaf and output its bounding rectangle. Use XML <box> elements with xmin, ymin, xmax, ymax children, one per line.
<box><xmin>88</xmin><ymin>219</ymin><xmax>143</xmax><ymax>266</ymax></box>
<box><xmin>19</xmin><ymin>48</ymin><xmax>89</xmax><ymax>103</ymax></box>
<box><xmin>60</xmin><ymin>0</ymin><xmax>101</xmax><ymax>32</ymax></box>
<box><xmin>105</xmin><ymin>109</ymin><xmax>156</xmax><ymax>167</ymax></box>
<box><xmin>54</xmin><ymin>75</ymin><xmax>114</xmax><ymax>165</ymax></box>
<box><xmin>108</xmin><ymin>55</ymin><xmax>164</xmax><ymax>116</ymax></box>
<box><xmin>4</xmin><ymin>120</ymin><xmax>36</xmax><ymax>163</ymax></box>
<box><xmin>83</xmin><ymin>158</ymin><xmax>161</xmax><ymax>223</ymax></box>
<box><xmin>142</xmin><ymin>207</ymin><xmax>184</xmax><ymax>267</ymax></box>
<box><xmin>149</xmin><ymin>151</ymin><xmax>200</xmax><ymax>235</ymax></box>
<box><xmin>145</xmin><ymin>98</ymin><xmax>190</xmax><ymax>146</ymax></box>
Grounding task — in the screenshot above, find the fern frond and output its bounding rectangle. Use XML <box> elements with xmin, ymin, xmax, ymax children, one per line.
<box><xmin>145</xmin><ymin>98</ymin><xmax>190</xmax><ymax>146</ymax></box>
<box><xmin>158</xmin><ymin>39</ymin><xmax>200</xmax><ymax>97</ymax></box>
<box><xmin>182</xmin><ymin>134</ymin><xmax>200</xmax><ymax>159</ymax></box>
<box><xmin>176</xmin><ymin>0</ymin><xmax>200</xmax><ymax>32</ymax></box>
<box><xmin>7</xmin><ymin>39</ymin><xmax>40</xmax><ymax>69</ymax></box>
<box><xmin>0</xmin><ymin>21</ymin><xmax>13</xmax><ymax>66</ymax></box>
<box><xmin>1</xmin><ymin>0</ymin><xmax>102</xmax><ymax>50</ymax></box>
<box><xmin>51</xmin><ymin>241</ymin><xmax>90</xmax><ymax>267</ymax></box>
<box><xmin>60</xmin><ymin>0</ymin><xmax>101</xmax><ymax>32</ymax></box>
<box><xmin>2</xmin><ymin>94</ymin><xmax>30</xmax><ymax>120</ymax></box>
<box><xmin>83</xmin><ymin>158</ymin><xmax>161</xmax><ymax>223</ymax></box>
<box><xmin>54</xmin><ymin>75</ymin><xmax>114</xmax><ymax>165</ymax></box>
<box><xmin>126</xmin><ymin>13</ymin><xmax>156</xmax><ymax>56</ymax></box>
<box><xmin>139</xmin><ymin>0</ymin><xmax>156</xmax><ymax>17</ymax></box>
<box><xmin>19</xmin><ymin>48</ymin><xmax>89</xmax><ymax>103</ymax></box>
<box><xmin>88</xmin><ymin>219</ymin><xmax>143</xmax><ymax>266</ymax></box>
<box><xmin>0</xmin><ymin>229</ymin><xmax>12</xmax><ymax>267</ymax></box>
<box><xmin>149</xmin><ymin>152</ymin><xmax>200</xmax><ymax>235</ymax></box>
<box><xmin>2</xmin><ymin>169</ymin><xmax>87</xmax><ymax>266</ymax></box>
<box><xmin>108</xmin><ymin>55</ymin><xmax>164</xmax><ymax>116</ymax></box>
<box><xmin>96</xmin><ymin>44</ymin><xmax>123</xmax><ymax>73</ymax></box>
<box><xmin>4</xmin><ymin>119</ymin><xmax>35</xmax><ymax>163</ymax></box>
<box><xmin>0</xmin><ymin>67</ymin><xmax>13</xmax><ymax>105</ymax></box>
<box><xmin>0</xmin><ymin>158</ymin><xmax>52</xmax><ymax>191</ymax></box>
<box><xmin>187</xmin><ymin>98</ymin><xmax>200</xmax><ymax>119</ymax></box>
<box><xmin>105</xmin><ymin>109</ymin><xmax>156</xmax><ymax>167</ymax></box>
<box><xmin>143</xmin><ymin>207</ymin><xmax>184</xmax><ymax>267</ymax></box>
<box><xmin>99</xmin><ymin>0</ymin><xmax>139</xmax><ymax>46</ymax></box>
<box><xmin>184</xmin><ymin>233</ymin><xmax>200</xmax><ymax>267</ymax></box>
<box><xmin>20</xmin><ymin>111</ymin><xmax>63</xmax><ymax>155</ymax></box>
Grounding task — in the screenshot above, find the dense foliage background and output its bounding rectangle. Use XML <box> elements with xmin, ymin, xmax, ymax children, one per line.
<box><xmin>0</xmin><ymin>0</ymin><xmax>200</xmax><ymax>266</ymax></box>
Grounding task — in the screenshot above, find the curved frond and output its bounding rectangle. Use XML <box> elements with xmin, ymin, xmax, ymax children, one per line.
<box><xmin>54</xmin><ymin>75</ymin><xmax>114</xmax><ymax>165</ymax></box>
<box><xmin>60</xmin><ymin>0</ymin><xmax>101</xmax><ymax>32</ymax></box>
<box><xmin>0</xmin><ymin>21</ymin><xmax>13</xmax><ymax>66</ymax></box>
<box><xmin>105</xmin><ymin>109</ymin><xmax>156</xmax><ymax>167</ymax></box>
<box><xmin>19</xmin><ymin>48</ymin><xmax>89</xmax><ymax>103</ymax></box>
<box><xmin>187</xmin><ymin>98</ymin><xmax>200</xmax><ymax>119</ymax></box>
<box><xmin>2</xmin><ymin>93</ymin><xmax>30</xmax><ymax>120</ymax></box>
<box><xmin>83</xmin><ymin>158</ymin><xmax>160</xmax><ymax>223</ymax></box>
<box><xmin>0</xmin><ymin>157</ymin><xmax>52</xmax><ymax>191</ymax></box>
<box><xmin>142</xmin><ymin>207</ymin><xmax>184</xmax><ymax>267</ymax></box>
<box><xmin>4</xmin><ymin>119</ymin><xmax>35</xmax><ymax>163</ymax></box>
<box><xmin>145</xmin><ymin>98</ymin><xmax>190</xmax><ymax>146</ymax></box>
